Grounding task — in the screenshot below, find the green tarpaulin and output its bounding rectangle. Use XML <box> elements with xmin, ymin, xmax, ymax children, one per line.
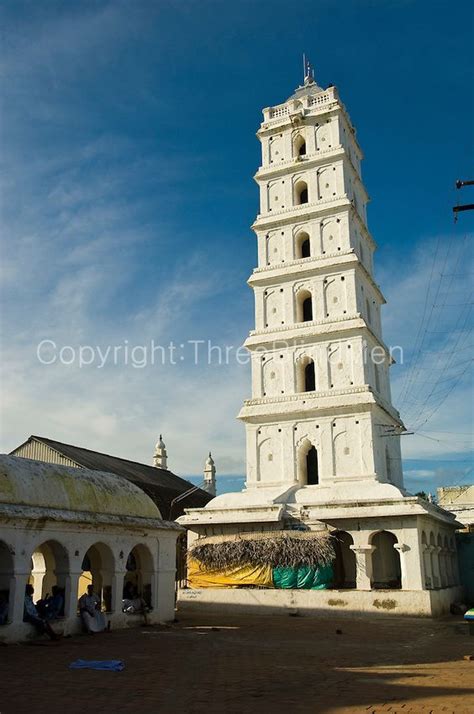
<box><xmin>273</xmin><ymin>564</ymin><xmax>333</xmax><ymax>589</ymax></box>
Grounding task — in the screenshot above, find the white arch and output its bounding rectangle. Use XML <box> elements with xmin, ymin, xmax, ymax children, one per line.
<box><xmin>29</xmin><ymin>540</ymin><xmax>70</xmax><ymax>603</ymax></box>
<box><xmin>369</xmin><ymin>530</ymin><xmax>401</xmax><ymax>589</ymax></box>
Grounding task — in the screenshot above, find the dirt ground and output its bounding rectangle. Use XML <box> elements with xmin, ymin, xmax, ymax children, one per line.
<box><xmin>1</xmin><ymin>610</ymin><xmax>473</xmax><ymax>714</ymax></box>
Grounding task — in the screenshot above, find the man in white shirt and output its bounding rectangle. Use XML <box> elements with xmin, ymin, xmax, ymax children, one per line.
<box><xmin>78</xmin><ymin>584</ymin><xmax>107</xmax><ymax>634</ymax></box>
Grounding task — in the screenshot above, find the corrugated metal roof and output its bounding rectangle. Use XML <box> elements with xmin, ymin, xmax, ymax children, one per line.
<box><xmin>11</xmin><ymin>436</ymin><xmax>212</xmax><ymax>518</ymax></box>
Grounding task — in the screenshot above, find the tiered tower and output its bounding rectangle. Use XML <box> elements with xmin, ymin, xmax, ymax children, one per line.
<box><xmin>238</xmin><ymin>71</ymin><xmax>404</xmax><ymax>502</ymax></box>
<box><xmin>179</xmin><ymin>72</ymin><xmax>460</xmax><ymax>615</ymax></box>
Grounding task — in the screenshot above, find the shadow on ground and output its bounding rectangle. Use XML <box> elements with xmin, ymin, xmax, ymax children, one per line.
<box><xmin>1</xmin><ymin>610</ymin><xmax>473</xmax><ymax>713</ymax></box>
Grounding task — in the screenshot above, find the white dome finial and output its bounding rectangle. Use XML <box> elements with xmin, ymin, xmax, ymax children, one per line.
<box><xmin>203</xmin><ymin>451</ymin><xmax>216</xmax><ymax>497</ymax></box>
<box><xmin>153</xmin><ymin>434</ymin><xmax>168</xmax><ymax>470</ymax></box>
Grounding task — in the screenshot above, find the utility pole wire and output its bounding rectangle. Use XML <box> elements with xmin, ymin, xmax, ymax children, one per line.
<box><xmin>453</xmin><ymin>178</ymin><xmax>474</xmax><ymax>220</ymax></box>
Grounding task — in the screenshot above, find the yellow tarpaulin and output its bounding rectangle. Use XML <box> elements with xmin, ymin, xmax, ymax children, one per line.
<box><xmin>187</xmin><ymin>557</ymin><xmax>273</xmax><ymax>589</ymax></box>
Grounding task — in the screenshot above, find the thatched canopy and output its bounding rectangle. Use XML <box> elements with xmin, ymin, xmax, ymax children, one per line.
<box><xmin>189</xmin><ymin>530</ymin><xmax>336</xmax><ymax>570</ymax></box>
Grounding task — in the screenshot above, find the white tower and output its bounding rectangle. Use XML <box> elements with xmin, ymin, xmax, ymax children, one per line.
<box><xmin>203</xmin><ymin>452</ymin><xmax>216</xmax><ymax>497</ymax></box>
<box><xmin>179</xmin><ymin>70</ymin><xmax>460</xmax><ymax>614</ymax></box>
<box><xmin>153</xmin><ymin>434</ymin><xmax>168</xmax><ymax>470</ymax></box>
<box><xmin>237</xmin><ymin>69</ymin><xmax>405</xmax><ymax>500</ymax></box>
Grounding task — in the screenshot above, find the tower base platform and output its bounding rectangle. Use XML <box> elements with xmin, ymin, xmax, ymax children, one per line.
<box><xmin>178</xmin><ymin>585</ymin><xmax>463</xmax><ymax>618</ymax></box>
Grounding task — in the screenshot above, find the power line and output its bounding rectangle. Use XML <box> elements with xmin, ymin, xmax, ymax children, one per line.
<box><xmin>406</xmin><ymin>308</ymin><xmax>472</xmax><ymax>427</ymax></box>
<box><xmin>397</xmin><ymin>236</ymin><xmax>466</xmax><ymax>413</ymax></box>
<box><xmin>401</xmin><ymin>285</ymin><xmax>472</xmax><ymax>427</ymax></box>
<box><xmin>396</xmin><ymin>236</ymin><xmax>442</xmax><ymax>408</ymax></box>
<box><xmin>412</xmin><ymin>360</ymin><xmax>473</xmax><ymax>430</ymax></box>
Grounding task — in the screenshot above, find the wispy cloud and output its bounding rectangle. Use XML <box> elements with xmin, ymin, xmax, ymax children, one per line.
<box><xmin>0</xmin><ymin>2</ymin><xmax>471</xmax><ymax>494</ymax></box>
<box><xmin>380</xmin><ymin>235</ymin><xmax>473</xmax><ymax>486</ymax></box>
<box><xmin>0</xmin><ymin>9</ymin><xmax>250</xmax><ymax>475</ymax></box>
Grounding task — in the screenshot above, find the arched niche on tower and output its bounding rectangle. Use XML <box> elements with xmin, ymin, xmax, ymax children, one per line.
<box><xmin>315</xmin><ymin>121</ymin><xmax>332</xmax><ymax>152</ymax></box>
<box><xmin>296</xmin><ymin>437</ymin><xmax>320</xmax><ymax>486</ymax></box>
<box><xmin>295</xmin><ymin>353</ymin><xmax>317</xmax><ymax>393</ymax></box>
<box><xmin>264</xmin><ymin>288</ymin><xmax>284</xmax><ymax>328</ymax></box>
<box><xmin>333</xmin><ymin>427</ymin><xmax>359</xmax><ymax>477</ymax></box>
<box><xmin>266</xmin><ymin>231</ymin><xmax>283</xmax><ymax>266</ymax></box>
<box><xmin>293</xmin><ymin>132</ymin><xmax>306</xmax><ymax>158</ymax></box>
<box><xmin>293</xmin><ymin>175</ymin><xmax>309</xmax><ymax>205</ymax></box>
<box><xmin>262</xmin><ymin>356</ymin><xmax>282</xmax><ymax>398</ymax></box>
<box><xmin>294</xmin><ymin>284</ymin><xmax>313</xmax><ymax>323</ymax></box>
<box><xmin>327</xmin><ymin>342</ymin><xmax>349</xmax><ymax>390</ymax></box>
<box><xmin>268</xmin><ymin>134</ymin><xmax>284</xmax><ymax>164</ymax></box>
<box><xmin>323</xmin><ymin>277</ymin><xmax>346</xmax><ymax>318</ymax></box>
<box><xmin>295</xmin><ymin>229</ymin><xmax>311</xmax><ymax>259</ymax></box>
<box><xmin>257</xmin><ymin>430</ymin><xmax>281</xmax><ymax>484</ymax></box>
<box><xmin>317</xmin><ymin>166</ymin><xmax>337</xmax><ymax>202</ymax></box>
<box><xmin>267</xmin><ymin>179</ymin><xmax>285</xmax><ymax>212</ymax></box>
<box><xmin>321</xmin><ymin>218</ymin><xmax>341</xmax><ymax>255</ymax></box>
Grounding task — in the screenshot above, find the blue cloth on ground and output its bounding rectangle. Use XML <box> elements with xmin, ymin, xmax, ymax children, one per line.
<box><xmin>69</xmin><ymin>659</ymin><xmax>124</xmax><ymax>671</ymax></box>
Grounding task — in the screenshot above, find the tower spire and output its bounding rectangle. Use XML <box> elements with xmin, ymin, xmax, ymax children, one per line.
<box><xmin>203</xmin><ymin>452</ymin><xmax>216</xmax><ymax>497</ymax></box>
<box><xmin>303</xmin><ymin>53</ymin><xmax>315</xmax><ymax>84</ymax></box>
<box><xmin>153</xmin><ymin>434</ymin><xmax>168</xmax><ymax>470</ymax></box>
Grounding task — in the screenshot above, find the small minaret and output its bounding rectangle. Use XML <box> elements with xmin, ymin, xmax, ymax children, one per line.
<box><xmin>203</xmin><ymin>452</ymin><xmax>216</xmax><ymax>496</ymax></box>
<box><xmin>153</xmin><ymin>434</ymin><xmax>168</xmax><ymax>470</ymax></box>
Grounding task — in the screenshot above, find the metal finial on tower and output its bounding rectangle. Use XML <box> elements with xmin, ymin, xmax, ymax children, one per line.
<box><xmin>303</xmin><ymin>53</ymin><xmax>315</xmax><ymax>84</ymax></box>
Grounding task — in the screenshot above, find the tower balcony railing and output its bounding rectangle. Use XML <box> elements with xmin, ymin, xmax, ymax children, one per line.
<box><xmin>263</xmin><ymin>87</ymin><xmax>339</xmax><ymax>124</ymax></box>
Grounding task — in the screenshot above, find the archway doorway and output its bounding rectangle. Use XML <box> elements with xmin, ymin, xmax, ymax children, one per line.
<box><xmin>332</xmin><ymin>532</ymin><xmax>356</xmax><ymax>588</ymax></box>
<box><xmin>124</xmin><ymin>544</ymin><xmax>154</xmax><ymax>609</ymax></box>
<box><xmin>29</xmin><ymin>540</ymin><xmax>68</xmax><ymax>616</ymax></box>
<box><xmin>78</xmin><ymin>543</ymin><xmax>115</xmax><ymax>613</ymax></box>
<box><xmin>370</xmin><ymin>531</ymin><xmax>401</xmax><ymax>589</ymax></box>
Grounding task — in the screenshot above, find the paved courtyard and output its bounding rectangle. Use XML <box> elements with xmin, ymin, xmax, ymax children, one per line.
<box><xmin>1</xmin><ymin>610</ymin><xmax>473</xmax><ymax>713</ymax></box>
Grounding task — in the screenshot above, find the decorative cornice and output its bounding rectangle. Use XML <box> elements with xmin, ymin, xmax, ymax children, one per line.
<box><xmin>252</xmin><ymin>196</ymin><xmax>352</xmax><ymax>230</ymax></box>
<box><xmin>244</xmin><ymin>385</ymin><xmax>371</xmax><ymax>407</ymax></box>
<box><xmin>252</xmin><ymin>249</ymin><xmax>355</xmax><ymax>275</ymax></box>
<box><xmin>248</xmin><ymin>312</ymin><xmax>362</xmax><ymax>337</ymax></box>
<box><xmin>254</xmin><ymin>146</ymin><xmax>345</xmax><ymax>180</ymax></box>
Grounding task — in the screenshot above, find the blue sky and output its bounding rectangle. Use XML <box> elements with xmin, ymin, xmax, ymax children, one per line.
<box><xmin>0</xmin><ymin>0</ymin><xmax>472</xmax><ymax>497</ymax></box>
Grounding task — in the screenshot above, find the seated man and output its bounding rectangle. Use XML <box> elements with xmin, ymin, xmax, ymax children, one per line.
<box><xmin>44</xmin><ymin>585</ymin><xmax>65</xmax><ymax>620</ymax></box>
<box><xmin>78</xmin><ymin>584</ymin><xmax>107</xmax><ymax>634</ymax></box>
<box><xmin>23</xmin><ymin>584</ymin><xmax>59</xmax><ymax>640</ymax></box>
<box><xmin>122</xmin><ymin>581</ymin><xmax>149</xmax><ymax>625</ymax></box>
